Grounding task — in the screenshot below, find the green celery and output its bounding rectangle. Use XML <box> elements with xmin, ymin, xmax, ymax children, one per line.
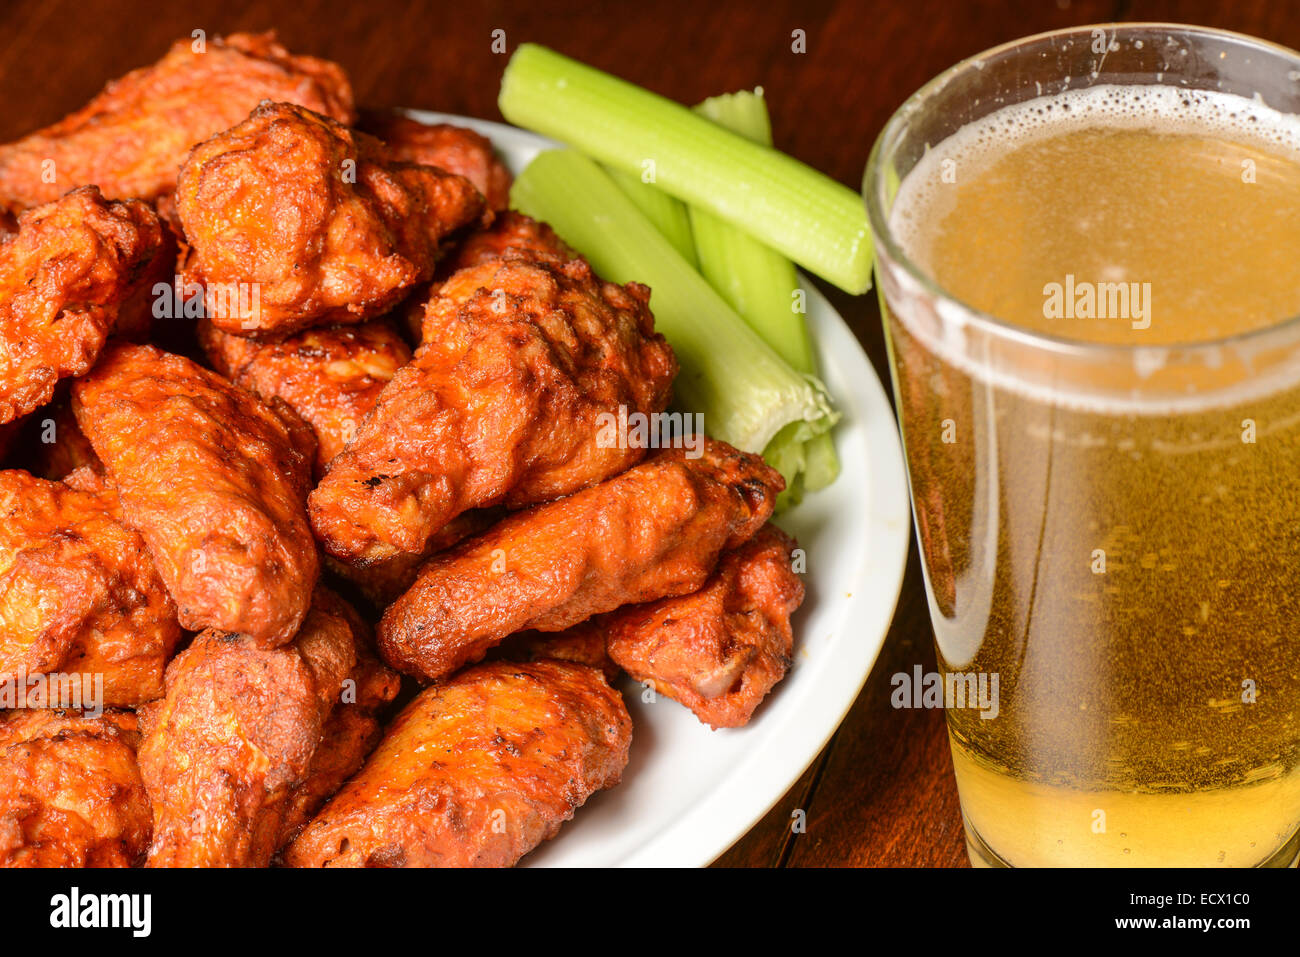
<box><xmin>689</xmin><ymin>90</ymin><xmax>814</xmax><ymax>376</ymax></box>
<box><xmin>762</xmin><ymin>422</ymin><xmax>808</xmax><ymax>507</ymax></box>
<box><xmin>690</xmin><ymin>89</ymin><xmax>841</xmax><ymax>498</ymax></box>
<box><xmin>694</xmin><ymin>88</ymin><xmax>772</xmax><ymax>144</ymax></box>
<box><xmin>604</xmin><ymin>166</ymin><xmax>698</xmax><ymax>267</ymax></box>
<box><xmin>803</xmin><ymin>432</ymin><xmax>840</xmax><ymax>488</ymax></box>
<box><xmin>499</xmin><ymin>44</ymin><xmax>873</xmax><ymax>294</ymax></box>
<box><xmin>687</xmin><ymin>196</ymin><xmax>812</xmax><ymax>371</ymax></box>
<box><xmin>510</xmin><ymin>149</ymin><xmax>835</xmax><ymax>455</ymax></box>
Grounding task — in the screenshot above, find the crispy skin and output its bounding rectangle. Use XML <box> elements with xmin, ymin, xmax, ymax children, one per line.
<box><xmin>176</xmin><ymin>102</ymin><xmax>484</xmax><ymax>336</ymax></box>
<box><xmin>199</xmin><ymin>317</ymin><xmax>411</xmax><ymax>478</ymax></box>
<box><xmin>359</xmin><ymin>110</ymin><xmax>512</xmax><ymax>211</ymax></box>
<box><xmin>396</xmin><ymin>213</ymin><xmax>576</xmax><ymax>347</ymax></box>
<box><xmin>111</xmin><ymin>209</ymin><xmax>180</xmax><ymax>342</ymax></box>
<box><xmin>390</xmin><ymin>211</ymin><xmax>578</xmax><ymax>345</ymax></box>
<box><xmin>606</xmin><ymin>524</ymin><xmax>804</xmax><ymax>728</ymax></box>
<box><xmin>138</xmin><ymin>588</ymin><xmax>363</xmax><ymax>868</ymax></box>
<box><xmin>276</xmin><ymin>642</ymin><xmax>401</xmax><ymax>852</ymax></box>
<box><xmin>273</xmin><ymin>707</ymin><xmax>379</xmax><ymax>857</ymax></box>
<box><xmin>0</xmin><ymin>467</ymin><xmax>181</xmax><ymax>707</ymax></box>
<box><xmin>0</xmin><ymin>709</ymin><xmax>150</xmax><ymax>868</ymax></box>
<box><xmin>72</xmin><ymin>343</ymin><xmax>318</xmax><ymax>645</ymax></box>
<box><xmin>447</xmin><ymin>211</ymin><xmax>575</xmax><ymax>273</ymax></box>
<box><xmin>377</xmin><ymin>441</ymin><xmax>782</xmax><ymax>681</ymax></box>
<box><xmin>0</xmin><ymin>32</ymin><xmax>354</xmax><ymax>212</ymax></box>
<box><xmin>496</xmin><ymin>623</ymin><xmax>619</xmax><ymax>682</ymax></box>
<box><xmin>0</xmin><ymin>187</ymin><xmax>164</xmax><ymax>424</ymax></box>
<box><xmin>284</xmin><ymin>660</ymin><xmax>630</xmax><ymax>868</ymax></box>
<box><xmin>326</xmin><ymin>507</ymin><xmax>502</xmax><ymax>608</ymax></box>
<box><xmin>310</xmin><ymin>255</ymin><xmax>678</xmax><ymax>565</ymax></box>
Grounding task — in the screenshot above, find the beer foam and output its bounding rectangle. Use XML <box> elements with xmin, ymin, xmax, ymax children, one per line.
<box><xmin>888</xmin><ymin>85</ymin><xmax>1300</xmax><ymax>415</ymax></box>
<box><xmin>893</xmin><ymin>85</ymin><xmax>1300</xmax><ymax>249</ymax></box>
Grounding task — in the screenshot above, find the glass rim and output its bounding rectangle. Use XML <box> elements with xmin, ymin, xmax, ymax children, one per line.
<box><xmin>863</xmin><ymin>21</ymin><xmax>1300</xmax><ymax>361</ymax></box>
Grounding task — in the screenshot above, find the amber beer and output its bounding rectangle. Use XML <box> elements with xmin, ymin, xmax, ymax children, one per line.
<box><xmin>870</xmin><ymin>27</ymin><xmax>1300</xmax><ymax>867</ymax></box>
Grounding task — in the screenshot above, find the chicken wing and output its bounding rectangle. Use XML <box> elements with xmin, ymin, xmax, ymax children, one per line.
<box><xmin>326</xmin><ymin>507</ymin><xmax>503</xmax><ymax>609</ymax></box>
<box><xmin>359</xmin><ymin>110</ymin><xmax>512</xmax><ymax>211</ymax></box>
<box><xmin>0</xmin><ymin>32</ymin><xmax>354</xmax><ymax>212</ymax></box>
<box><xmin>377</xmin><ymin>441</ymin><xmax>782</xmax><ymax>681</ymax></box>
<box><xmin>0</xmin><ymin>186</ymin><xmax>165</xmax><ymax>424</ymax></box>
<box><xmin>137</xmin><ymin>587</ymin><xmax>370</xmax><ymax>868</ymax></box>
<box><xmin>176</xmin><ymin>102</ymin><xmax>484</xmax><ymax>336</ymax></box>
<box><xmin>0</xmin><ymin>709</ymin><xmax>151</xmax><ymax>868</ymax></box>
<box><xmin>310</xmin><ymin>253</ymin><xmax>678</xmax><ymax>565</ymax></box>
<box><xmin>395</xmin><ymin>211</ymin><xmax>574</xmax><ymax>344</ymax></box>
<box><xmin>199</xmin><ymin>317</ymin><xmax>412</xmax><ymax>479</ymax></box>
<box><xmin>605</xmin><ymin>523</ymin><xmax>804</xmax><ymax>728</ymax></box>
<box><xmin>447</xmin><ymin>210</ymin><xmax>575</xmax><ymax>272</ymax></box>
<box><xmin>283</xmin><ymin>659</ymin><xmax>630</xmax><ymax>868</ymax></box>
<box><xmin>276</xmin><ymin>640</ymin><xmax>401</xmax><ymax>852</ymax></box>
<box><xmin>72</xmin><ymin>343</ymin><xmax>318</xmax><ymax>645</ymax></box>
<box><xmin>0</xmin><ymin>466</ymin><xmax>181</xmax><ymax>707</ymax></box>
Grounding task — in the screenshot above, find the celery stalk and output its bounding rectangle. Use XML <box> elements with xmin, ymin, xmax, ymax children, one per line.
<box><xmin>762</xmin><ymin>421</ymin><xmax>807</xmax><ymax>507</ymax></box>
<box><xmin>604</xmin><ymin>166</ymin><xmax>698</xmax><ymax>267</ymax></box>
<box><xmin>689</xmin><ymin>90</ymin><xmax>814</xmax><ymax>374</ymax></box>
<box><xmin>687</xmin><ymin>198</ymin><xmax>812</xmax><ymax>371</ymax></box>
<box><xmin>510</xmin><ymin>149</ymin><xmax>835</xmax><ymax>454</ymax></box>
<box><xmin>499</xmin><ymin>44</ymin><xmax>873</xmax><ymax>294</ymax></box>
<box><xmin>690</xmin><ymin>90</ymin><xmax>840</xmax><ymax>498</ymax></box>
<box><xmin>803</xmin><ymin>432</ymin><xmax>840</xmax><ymax>488</ymax></box>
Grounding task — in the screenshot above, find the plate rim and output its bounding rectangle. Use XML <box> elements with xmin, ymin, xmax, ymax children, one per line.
<box><xmin>402</xmin><ymin>110</ymin><xmax>913</xmax><ymax>867</ymax></box>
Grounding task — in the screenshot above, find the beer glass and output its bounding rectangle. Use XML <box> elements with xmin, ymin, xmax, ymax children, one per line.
<box><xmin>865</xmin><ymin>24</ymin><xmax>1300</xmax><ymax>867</ymax></box>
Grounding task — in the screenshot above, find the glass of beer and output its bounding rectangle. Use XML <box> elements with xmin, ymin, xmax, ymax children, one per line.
<box><xmin>865</xmin><ymin>23</ymin><xmax>1300</xmax><ymax>867</ymax></box>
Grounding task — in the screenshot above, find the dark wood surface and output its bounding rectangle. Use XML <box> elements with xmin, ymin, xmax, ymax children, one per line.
<box><xmin>2</xmin><ymin>0</ymin><xmax>1294</xmax><ymax>867</ymax></box>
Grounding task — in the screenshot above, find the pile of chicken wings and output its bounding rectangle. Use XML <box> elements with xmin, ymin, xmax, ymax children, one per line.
<box><xmin>0</xmin><ymin>32</ymin><xmax>805</xmax><ymax>867</ymax></box>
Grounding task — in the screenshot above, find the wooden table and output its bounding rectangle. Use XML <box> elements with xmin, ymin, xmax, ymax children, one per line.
<box><xmin>2</xmin><ymin>0</ymin><xmax>1294</xmax><ymax>867</ymax></box>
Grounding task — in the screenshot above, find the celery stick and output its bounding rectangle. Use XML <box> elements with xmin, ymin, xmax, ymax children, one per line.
<box><xmin>499</xmin><ymin>44</ymin><xmax>872</xmax><ymax>294</ymax></box>
<box><xmin>605</xmin><ymin>166</ymin><xmax>698</xmax><ymax>267</ymax></box>
<box><xmin>510</xmin><ymin>149</ymin><xmax>834</xmax><ymax>454</ymax></box>
<box><xmin>687</xmin><ymin>201</ymin><xmax>813</xmax><ymax>371</ymax></box>
<box><xmin>763</xmin><ymin>421</ymin><xmax>808</xmax><ymax>510</ymax></box>
<box><xmin>690</xmin><ymin>89</ymin><xmax>840</xmax><ymax>495</ymax></box>
<box><xmin>689</xmin><ymin>91</ymin><xmax>814</xmax><ymax>375</ymax></box>
<box><xmin>803</xmin><ymin>432</ymin><xmax>841</xmax><ymax>488</ymax></box>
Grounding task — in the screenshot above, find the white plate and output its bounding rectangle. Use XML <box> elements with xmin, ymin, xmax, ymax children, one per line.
<box><xmin>405</xmin><ymin>111</ymin><xmax>912</xmax><ymax>867</ymax></box>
